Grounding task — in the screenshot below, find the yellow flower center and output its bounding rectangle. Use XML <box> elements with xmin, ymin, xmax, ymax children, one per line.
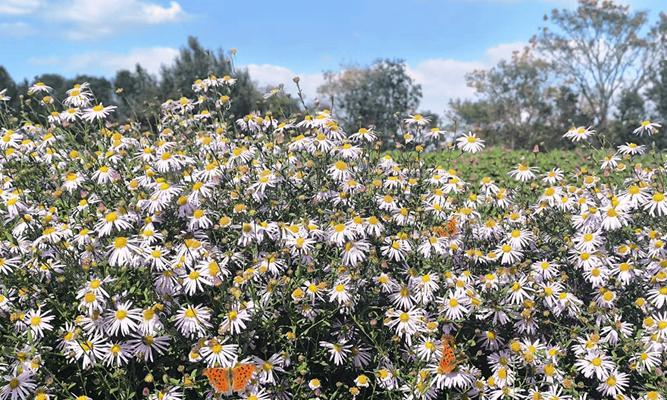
<box><xmin>84</xmin><ymin>292</ymin><xmax>96</xmax><ymax>303</ymax></box>
<box><xmin>113</xmin><ymin>237</ymin><xmax>128</xmax><ymax>249</ymax></box>
<box><xmin>335</xmin><ymin>160</ymin><xmax>348</xmax><ymax>171</ymax></box>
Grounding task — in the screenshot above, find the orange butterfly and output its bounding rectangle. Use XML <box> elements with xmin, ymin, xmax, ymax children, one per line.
<box><xmin>203</xmin><ymin>363</ymin><xmax>256</xmax><ymax>395</ymax></box>
<box><xmin>433</xmin><ymin>218</ymin><xmax>458</xmax><ymax>238</ymax></box>
<box><xmin>438</xmin><ymin>335</ymin><xmax>457</xmax><ymax>374</ymax></box>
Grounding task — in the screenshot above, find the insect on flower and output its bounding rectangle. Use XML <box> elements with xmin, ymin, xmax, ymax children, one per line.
<box><xmin>438</xmin><ymin>335</ymin><xmax>458</xmax><ymax>374</ymax></box>
<box><xmin>433</xmin><ymin>218</ymin><xmax>458</xmax><ymax>238</ymax></box>
<box><xmin>202</xmin><ymin>363</ymin><xmax>257</xmax><ymax>395</ymax></box>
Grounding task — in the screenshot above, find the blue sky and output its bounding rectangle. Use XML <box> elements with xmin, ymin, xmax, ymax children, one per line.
<box><xmin>0</xmin><ymin>0</ymin><xmax>664</xmax><ymax>112</ymax></box>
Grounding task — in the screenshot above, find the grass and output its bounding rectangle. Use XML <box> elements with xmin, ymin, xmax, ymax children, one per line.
<box><xmin>410</xmin><ymin>147</ymin><xmax>655</xmax><ymax>183</ymax></box>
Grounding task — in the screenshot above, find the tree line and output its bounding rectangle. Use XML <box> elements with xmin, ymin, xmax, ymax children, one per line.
<box><xmin>449</xmin><ymin>0</ymin><xmax>667</xmax><ymax>149</ymax></box>
<box><xmin>0</xmin><ymin>37</ymin><xmax>301</xmax><ymax>125</ymax></box>
<box><xmin>319</xmin><ymin>0</ymin><xmax>667</xmax><ymax>149</ymax></box>
<box><xmin>1</xmin><ymin>1</ymin><xmax>665</xmax><ymax>149</ymax></box>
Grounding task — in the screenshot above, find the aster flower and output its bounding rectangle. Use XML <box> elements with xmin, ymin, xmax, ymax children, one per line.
<box><xmin>319</xmin><ymin>340</ymin><xmax>352</xmax><ymax>366</ymax></box>
<box><xmin>384</xmin><ymin>307</ymin><xmax>425</xmax><ymax>345</ymax></box>
<box><xmin>105</xmin><ymin>301</ymin><xmax>142</xmax><ymax>336</ymax></box>
<box><xmin>563</xmin><ymin>126</ymin><xmax>595</xmax><ymax>142</ymax></box>
<box><xmin>508</xmin><ymin>164</ymin><xmax>538</xmax><ymax>182</ymax></box>
<box><xmin>219</xmin><ymin>305</ymin><xmax>252</xmax><ymax>335</ymax></box>
<box><xmin>28</xmin><ymin>81</ymin><xmax>52</xmax><ymax>94</ymax></box>
<box><xmin>574</xmin><ymin>351</ymin><xmax>615</xmax><ymax>380</ymax></box>
<box><xmin>127</xmin><ymin>334</ymin><xmax>170</xmax><ymax>363</ymax></box>
<box><xmin>24</xmin><ymin>308</ymin><xmax>55</xmax><ymax>339</ymax></box>
<box><xmin>617</xmin><ymin>142</ymin><xmax>646</xmax><ymax>155</ymax></box>
<box><xmin>174</xmin><ymin>304</ymin><xmax>212</xmax><ymax>338</ymax></box>
<box><xmin>82</xmin><ymin>103</ymin><xmax>117</xmax><ymax>122</ymax></box>
<box><xmin>633</xmin><ymin>120</ymin><xmax>661</xmax><ymax>136</ymax></box>
<box><xmin>456</xmin><ymin>132</ymin><xmax>485</xmax><ymax>153</ymax></box>
<box><xmin>643</xmin><ymin>191</ymin><xmax>667</xmax><ymax>216</ymax></box>
<box><xmin>0</xmin><ymin>371</ymin><xmax>36</xmax><ymax>400</ymax></box>
<box><xmin>405</xmin><ymin>114</ymin><xmax>430</xmax><ymax>126</ymax></box>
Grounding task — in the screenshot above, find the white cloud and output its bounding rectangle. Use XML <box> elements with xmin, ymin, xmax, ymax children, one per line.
<box><xmin>0</xmin><ymin>21</ymin><xmax>35</xmax><ymax>36</ymax></box>
<box><xmin>242</xmin><ymin>41</ymin><xmax>528</xmax><ymax>114</ymax></box>
<box><xmin>82</xmin><ymin>47</ymin><xmax>180</xmax><ymax>75</ymax></box>
<box><xmin>245</xmin><ymin>64</ymin><xmax>325</xmax><ymax>103</ymax></box>
<box><xmin>406</xmin><ymin>59</ymin><xmax>485</xmax><ymax>113</ymax></box>
<box><xmin>50</xmin><ymin>0</ymin><xmax>186</xmax><ymax>39</ymax></box>
<box><xmin>142</xmin><ymin>1</ymin><xmax>182</xmax><ymax>23</ymax></box>
<box><xmin>1</xmin><ymin>0</ymin><xmax>186</xmax><ymax>39</ymax></box>
<box><xmin>0</xmin><ymin>0</ymin><xmax>41</xmax><ymax>15</ymax></box>
<box><xmin>30</xmin><ymin>47</ymin><xmax>179</xmax><ymax>75</ymax></box>
<box><xmin>406</xmin><ymin>41</ymin><xmax>527</xmax><ymax>113</ymax></box>
<box><xmin>485</xmin><ymin>41</ymin><xmax>526</xmax><ymax>63</ymax></box>
<box><xmin>26</xmin><ymin>40</ymin><xmax>527</xmax><ymax>114</ymax></box>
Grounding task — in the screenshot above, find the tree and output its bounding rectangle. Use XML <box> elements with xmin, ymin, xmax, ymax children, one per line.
<box><xmin>0</xmin><ymin>66</ymin><xmax>18</xmax><ymax>108</ymax></box>
<box><xmin>418</xmin><ymin>110</ymin><xmax>441</xmax><ymax>129</ymax></box>
<box><xmin>254</xmin><ymin>85</ymin><xmax>302</xmax><ymax>119</ymax></box>
<box><xmin>647</xmin><ymin>13</ymin><xmax>667</xmax><ymax>126</ymax></box>
<box><xmin>548</xmin><ymin>85</ymin><xmax>590</xmax><ymax>135</ymax></box>
<box><xmin>609</xmin><ymin>89</ymin><xmax>646</xmax><ymax>144</ymax></box>
<box><xmin>648</xmin><ymin>60</ymin><xmax>667</xmax><ymax>124</ymax></box>
<box><xmin>71</xmin><ymin>75</ymin><xmax>113</xmax><ymax>105</ymax></box>
<box><xmin>24</xmin><ymin>73</ymin><xmax>113</xmax><ymax>107</ymax></box>
<box><xmin>318</xmin><ymin>59</ymin><xmax>422</xmax><ymax>147</ymax></box>
<box><xmin>449</xmin><ymin>48</ymin><xmax>583</xmax><ymax>149</ymax></box>
<box><xmin>159</xmin><ymin>36</ymin><xmax>261</xmax><ymax>117</ymax></box>
<box><xmin>534</xmin><ymin>0</ymin><xmax>657</xmax><ymax>132</ymax></box>
<box><xmin>113</xmin><ymin>65</ymin><xmax>161</xmax><ymax>121</ymax></box>
<box><xmin>30</xmin><ymin>73</ymin><xmax>69</xmax><ymax>100</ymax></box>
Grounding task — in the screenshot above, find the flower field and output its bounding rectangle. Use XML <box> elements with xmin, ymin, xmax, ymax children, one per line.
<box><xmin>0</xmin><ymin>79</ymin><xmax>666</xmax><ymax>400</ymax></box>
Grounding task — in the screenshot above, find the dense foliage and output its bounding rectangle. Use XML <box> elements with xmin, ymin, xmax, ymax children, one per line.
<box><xmin>318</xmin><ymin>59</ymin><xmax>422</xmax><ymax>148</ymax></box>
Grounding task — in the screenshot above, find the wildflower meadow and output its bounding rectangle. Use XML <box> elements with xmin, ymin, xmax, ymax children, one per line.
<box><xmin>0</xmin><ymin>77</ymin><xmax>665</xmax><ymax>400</ymax></box>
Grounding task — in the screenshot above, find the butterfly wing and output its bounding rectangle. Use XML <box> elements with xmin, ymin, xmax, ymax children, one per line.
<box><xmin>434</xmin><ymin>219</ymin><xmax>458</xmax><ymax>238</ymax></box>
<box><xmin>231</xmin><ymin>363</ymin><xmax>256</xmax><ymax>393</ymax></box>
<box><xmin>446</xmin><ymin>218</ymin><xmax>458</xmax><ymax>236</ymax></box>
<box><xmin>203</xmin><ymin>368</ymin><xmax>232</xmax><ymax>395</ymax></box>
<box><xmin>439</xmin><ymin>337</ymin><xmax>457</xmax><ymax>374</ymax></box>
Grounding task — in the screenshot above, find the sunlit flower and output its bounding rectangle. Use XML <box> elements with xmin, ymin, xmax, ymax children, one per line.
<box><xmin>82</xmin><ymin>103</ymin><xmax>117</xmax><ymax>121</ymax></box>
<box><xmin>633</xmin><ymin>120</ymin><xmax>661</xmax><ymax>136</ymax></box>
<box><xmin>0</xmin><ymin>371</ymin><xmax>36</xmax><ymax>400</ymax></box>
<box><xmin>563</xmin><ymin>126</ymin><xmax>595</xmax><ymax>142</ymax></box>
<box><xmin>456</xmin><ymin>132</ymin><xmax>485</xmax><ymax>153</ymax></box>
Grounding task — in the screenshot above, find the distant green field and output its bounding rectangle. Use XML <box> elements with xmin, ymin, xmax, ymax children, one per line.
<box><xmin>410</xmin><ymin>147</ymin><xmax>660</xmax><ymax>183</ymax></box>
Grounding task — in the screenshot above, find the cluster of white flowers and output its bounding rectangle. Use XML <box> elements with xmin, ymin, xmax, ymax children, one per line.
<box><xmin>0</xmin><ymin>78</ymin><xmax>665</xmax><ymax>400</ymax></box>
